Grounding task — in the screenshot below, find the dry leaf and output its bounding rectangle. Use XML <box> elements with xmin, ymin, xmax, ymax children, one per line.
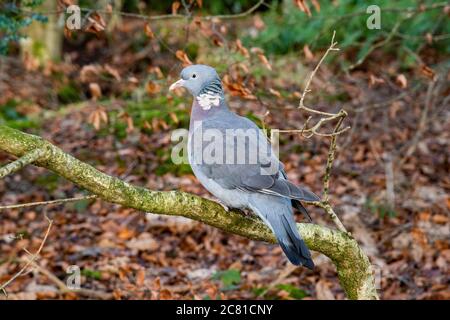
<box><xmin>175</xmin><ymin>50</ymin><xmax>192</xmax><ymax>67</ymax></box>
<box><xmin>311</xmin><ymin>0</ymin><xmax>320</xmax><ymax>12</ymax></box>
<box><xmin>169</xmin><ymin>112</ymin><xmax>179</xmax><ymax>124</ymax></box>
<box><xmin>80</xmin><ymin>64</ymin><xmax>101</xmax><ymax>83</ymax></box>
<box><xmin>257</xmin><ymin>53</ymin><xmax>272</xmax><ymax>71</ymax></box>
<box><xmin>269</xmin><ymin>88</ymin><xmax>281</xmax><ymax>98</ymax></box>
<box><xmin>87</xmin><ymin>107</ymin><xmax>108</xmax><ymax>130</ymax></box>
<box><xmin>144</xmin><ymin>24</ymin><xmax>155</xmax><ymax>39</ymax></box>
<box><xmin>293</xmin><ymin>0</ymin><xmax>312</xmax><ymax>17</ymax></box>
<box><xmin>146</xmin><ymin>81</ymin><xmax>161</xmax><ymax>95</ymax></box>
<box><xmin>396</xmin><ymin>74</ymin><xmax>407</xmax><ymax>88</ymax></box>
<box><xmin>135</xmin><ymin>269</ymin><xmax>146</xmax><ymax>286</ymax></box>
<box><xmin>64</xmin><ymin>25</ymin><xmax>73</xmax><ymax>39</ymax></box>
<box><xmin>369</xmin><ymin>74</ymin><xmax>385</xmax><ymax>86</ymax></box>
<box><xmin>253</xmin><ymin>15</ymin><xmax>265</xmax><ymax>30</ymax></box>
<box><xmin>84</xmin><ymin>12</ymin><xmax>106</xmax><ymax>36</ymax></box>
<box><xmin>172</xmin><ymin>1</ymin><xmax>181</xmax><ymax>15</ymax></box>
<box><xmin>118</xmin><ymin>228</ymin><xmax>135</xmax><ymax>240</ymax></box>
<box><xmin>126</xmin><ymin>237</ymin><xmax>159</xmax><ymax>251</ymax></box>
<box><xmin>105</xmin><ymin>64</ymin><xmax>121</xmax><ymax>81</ymax></box>
<box><xmin>128</xmin><ymin>76</ymin><xmax>139</xmax><ymax>84</ymax></box>
<box><xmin>212</xmin><ymin>36</ymin><xmax>224</xmax><ymax>47</ymax></box>
<box><xmin>148</xmin><ymin>66</ymin><xmax>164</xmax><ymax>78</ymax></box>
<box><xmin>419</xmin><ymin>64</ymin><xmax>436</xmax><ymax>81</ymax></box>
<box><xmin>196</xmin><ymin>0</ymin><xmax>203</xmax><ymax>8</ymax></box>
<box><xmin>222</xmin><ymin>74</ymin><xmax>256</xmax><ymax>100</ymax></box>
<box><xmin>303</xmin><ymin>44</ymin><xmax>314</xmax><ymax>61</ymax></box>
<box><xmin>89</xmin><ymin>83</ymin><xmax>102</xmax><ymax>100</ymax></box>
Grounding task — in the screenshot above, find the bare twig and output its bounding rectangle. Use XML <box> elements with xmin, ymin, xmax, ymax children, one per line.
<box><xmin>318</xmin><ymin>202</ymin><xmax>347</xmax><ymax>234</ymax></box>
<box><xmin>299</xmin><ymin>31</ymin><xmax>340</xmax><ymax>112</ymax></box>
<box><xmin>384</xmin><ymin>153</ymin><xmax>395</xmax><ymax>209</ymax></box>
<box><xmin>398</xmin><ymin>78</ymin><xmax>437</xmax><ymax>166</ymax></box>
<box><xmin>0</xmin><ymin>148</ymin><xmax>46</xmax><ymax>179</ymax></box>
<box><xmin>0</xmin><ymin>195</ymin><xmax>98</xmax><ymax>211</ymax></box>
<box><xmin>257</xmin><ymin>264</ymin><xmax>298</xmax><ymax>297</ymax></box>
<box><xmin>281</xmin><ymin>31</ymin><xmax>349</xmax><ymax>233</ymax></box>
<box><xmin>322</xmin><ymin>113</ymin><xmax>346</xmax><ymax>201</ymax></box>
<box><xmin>278</xmin><ymin>111</ymin><xmax>350</xmax><ymax>137</ymax></box>
<box><xmin>279</xmin><ymin>31</ymin><xmax>350</xmax><ymax>138</ymax></box>
<box><xmin>0</xmin><ymin>215</ymin><xmax>53</xmax><ymax>297</ymax></box>
<box><xmin>22</xmin><ymin>256</ymin><xmax>113</xmax><ymax>300</ymax></box>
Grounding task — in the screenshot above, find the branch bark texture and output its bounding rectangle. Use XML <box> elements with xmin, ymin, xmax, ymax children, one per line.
<box><xmin>0</xmin><ymin>125</ymin><xmax>378</xmax><ymax>300</ymax></box>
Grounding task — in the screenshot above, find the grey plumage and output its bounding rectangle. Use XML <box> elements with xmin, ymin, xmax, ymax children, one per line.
<box><xmin>170</xmin><ymin>64</ymin><xmax>319</xmax><ymax>268</ymax></box>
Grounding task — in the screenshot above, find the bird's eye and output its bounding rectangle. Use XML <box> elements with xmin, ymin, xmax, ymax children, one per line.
<box><xmin>192</xmin><ymin>74</ymin><xmax>197</xmax><ymax>78</ymax></box>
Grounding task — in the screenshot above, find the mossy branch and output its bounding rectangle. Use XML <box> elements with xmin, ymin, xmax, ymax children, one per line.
<box><xmin>0</xmin><ymin>125</ymin><xmax>378</xmax><ymax>300</ymax></box>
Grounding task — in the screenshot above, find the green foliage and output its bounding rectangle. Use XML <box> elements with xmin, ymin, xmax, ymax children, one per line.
<box><xmin>0</xmin><ymin>1</ymin><xmax>48</xmax><ymax>54</ymax></box>
<box><xmin>247</xmin><ymin>0</ymin><xmax>449</xmax><ymax>62</ymax></box>
<box><xmin>252</xmin><ymin>284</ymin><xmax>308</xmax><ymax>299</ymax></box>
<box><xmin>73</xmin><ymin>198</ymin><xmax>92</xmax><ymax>212</ymax></box>
<box><xmin>212</xmin><ymin>269</ymin><xmax>241</xmax><ymax>291</ymax></box>
<box><xmin>81</xmin><ymin>268</ymin><xmax>102</xmax><ymax>280</ymax></box>
<box><xmin>0</xmin><ymin>99</ymin><xmax>38</xmax><ymax>130</ymax></box>
<box><xmin>275</xmin><ymin>283</ymin><xmax>308</xmax><ymax>299</ymax></box>
<box><xmin>106</xmin><ymin>97</ymin><xmax>190</xmax><ymax>139</ymax></box>
<box><xmin>34</xmin><ymin>173</ymin><xmax>61</xmax><ymax>192</ymax></box>
<box><xmin>365</xmin><ymin>198</ymin><xmax>397</xmax><ymax>219</ymax></box>
<box><xmin>57</xmin><ymin>83</ymin><xmax>83</xmax><ymax>104</ymax></box>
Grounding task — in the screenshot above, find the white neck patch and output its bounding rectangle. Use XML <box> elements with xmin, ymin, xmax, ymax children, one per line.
<box><xmin>196</xmin><ymin>92</ymin><xmax>222</xmax><ymax>110</ymax></box>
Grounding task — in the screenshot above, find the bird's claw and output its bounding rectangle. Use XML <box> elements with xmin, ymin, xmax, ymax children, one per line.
<box><xmin>217</xmin><ymin>201</ymin><xmax>230</xmax><ymax>212</ymax></box>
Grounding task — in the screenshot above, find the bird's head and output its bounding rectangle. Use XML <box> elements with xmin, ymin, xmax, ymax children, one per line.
<box><xmin>169</xmin><ymin>64</ymin><xmax>222</xmax><ymax>97</ymax></box>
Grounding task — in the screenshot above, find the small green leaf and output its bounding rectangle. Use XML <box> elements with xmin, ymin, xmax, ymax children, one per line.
<box><xmin>276</xmin><ymin>284</ymin><xmax>308</xmax><ymax>300</ymax></box>
<box><xmin>212</xmin><ymin>269</ymin><xmax>241</xmax><ymax>290</ymax></box>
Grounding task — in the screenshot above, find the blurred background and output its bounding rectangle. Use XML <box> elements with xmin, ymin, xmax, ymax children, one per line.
<box><xmin>0</xmin><ymin>0</ymin><xmax>448</xmax><ymax>300</ymax></box>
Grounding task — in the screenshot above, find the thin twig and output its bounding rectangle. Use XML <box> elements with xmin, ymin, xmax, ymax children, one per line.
<box><xmin>316</xmin><ymin>202</ymin><xmax>348</xmax><ymax>233</ymax></box>
<box><xmin>0</xmin><ymin>148</ymin><xmax>46</xmax><ymax>179</ymax></box>
<box><xmin>0</xmin><ymin>215</ymin><xmax>53</xmax><ymax>297</ymax></box>
<box><xmin>22</xmin><ymin>255</ymin><xmax>113</xmax><ymax>300</ymax></box>
<box><xmin>257</xmin><ymin>264</ymin><xmax>298</xmax><ymax>297</ymax></box>
<box><xmin>322</xmin><ymin>113</ymin><xmax>346</xmax><ymax>201</ymax></box>
<box><xmin>289</xmin><ymin>31</ymin><xmax>348</xmax><ymax>233</ymax></box>
<box><xmin>398</xmin><ymin>77</ymin><xmax>438</xmax><ymax>166</ymax></box>
<box><xmin>0</xmin><ymin>195</ymin><xmax>98</xmax><ymax>211</ymax></box>
<box><xmin>299</xmin><ymin>31</ymin><xmax>339</xmax><ymax>111</ymax></box>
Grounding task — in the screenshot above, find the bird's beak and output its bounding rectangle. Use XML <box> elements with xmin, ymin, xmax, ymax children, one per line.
<box><xmin>169</xmin><ymin>79</ymin><xmax>185</xmax><ymax>91</ymax></box>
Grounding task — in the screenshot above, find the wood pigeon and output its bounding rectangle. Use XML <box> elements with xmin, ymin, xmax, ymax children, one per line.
<box><xmin>170</xmin><ymin>65</ymin><xmax>320</xmax><ymax>269</ymax></box>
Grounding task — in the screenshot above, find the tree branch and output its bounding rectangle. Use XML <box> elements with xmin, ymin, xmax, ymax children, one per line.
<box><xmin>0</xmin><ymin>125</ymin><xmax>378</xmax><ymax>299</ymax></box>
<box><xmin>0</xmin><ymin>147</ymin><xmax>46</xmax><ymax>179</ymax></box>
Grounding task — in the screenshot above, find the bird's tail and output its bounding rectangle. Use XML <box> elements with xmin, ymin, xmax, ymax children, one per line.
<box><xmin>249</xmin><ymin>198</ymin><xmax>314</xmax><ymax>269</ymax></box>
